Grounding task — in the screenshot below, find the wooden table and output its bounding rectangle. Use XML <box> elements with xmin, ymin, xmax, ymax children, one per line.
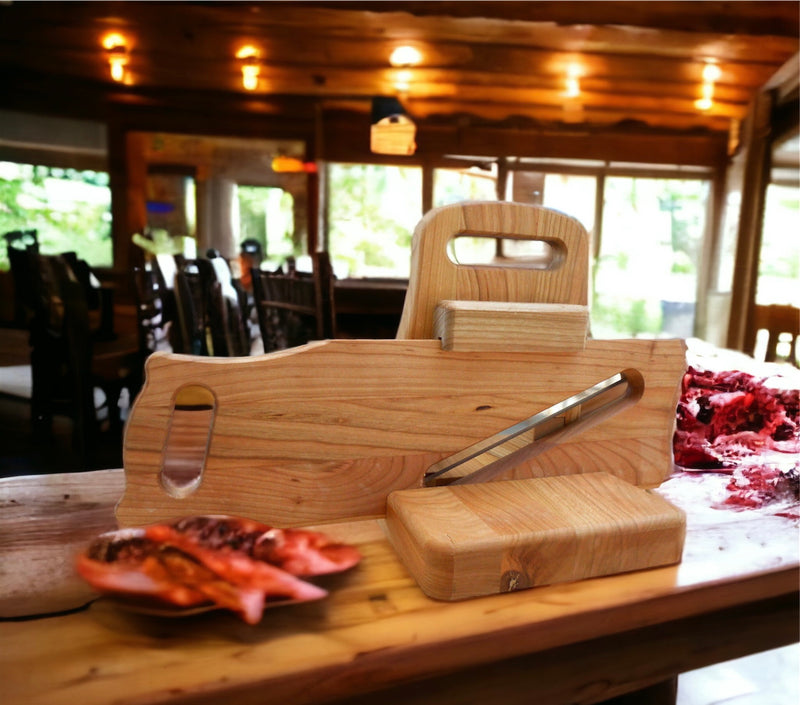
<box><xmin>333</xmin><ymin>278</ymin><xmax>407</xmax><ymax>339</ymax></box>
<box><xmin>1</xmin><ymin>468</ymin><xmax>798</xmax><ymax>705</ymax></box>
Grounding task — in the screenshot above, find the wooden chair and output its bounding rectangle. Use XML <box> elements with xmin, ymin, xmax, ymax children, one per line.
<box><xmin>149</xmin><ymin>253</ymin><xmax>185</xmax><ymax>352</ymax></box>
<box><xmin>27</xmin><ymin>253</ymin><xmax>142</xmax><ymax>462</ymax></box>
<box><xmin>202</xmin><ymin>253</ymin><xmax>250</xmax><ymax>357</ymax></box>
<box><xmin>251</xmin><ymin>252</ymin><xmax>336</xmax><ymax>352</ymax></box>
<box><xmin>751</xmin><ymin>304</ymin><xmax>800</xmax><ymax>367</ymax></box>
<box><xmin>147</xmin><ymin>253</ymin><xmax>251</xmax><ymax>357</ymax></box>
<box><xmin>4</xmin><ymin>228</ymin><xmax>40</xmax><ymax>328</ymax></box>
<box><xmin>132</xmin><ymin>264</ymin><xmax>172</xmax><ymax>357</ymax></box>
<box><xmin>173</xmin><ymin>259</ymin><xmax>209</xmax><ymax>356</ymax></box>
<box><xmin>312</xmin><ymin>250</ymin><xmax>337</xmax><ymax>340</ymax></box>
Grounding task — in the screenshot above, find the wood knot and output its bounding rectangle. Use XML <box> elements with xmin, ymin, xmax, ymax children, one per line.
<box><xmin>501</xmin><ymin>569</ymin><xmax>530</xmax><ymax>592</ymax></box>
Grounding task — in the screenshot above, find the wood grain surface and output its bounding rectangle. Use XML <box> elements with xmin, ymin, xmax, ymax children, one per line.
<box><xmin>117</xmin><ymin>337</ymin><xmax>686</xmax><ymax>527</ymax></box>
<box><xmin>396</xmin><ymin>202</ymin><xmax>590</xmax><ymax>340</ymax></box>
<box><xmin>434</xmin><ymin>300</ymin><xmax>589</xmax><ymax>352</ymax></box>
<box><xmin>0</xmin><ymin>470</ymin><xmax>797</xmax><ymax>705</ymax></box>
<box><xmin>385</xmin><ymin>473</ymin><xmax>686</xmax><ymax>600</ymax></box>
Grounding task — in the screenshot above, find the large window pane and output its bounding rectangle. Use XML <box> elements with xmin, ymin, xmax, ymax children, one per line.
<box><xmin>327</xmin><ymin>163</ymin><xmax>421</xmax><ymax>278</ymax></box>
<box><xmin>512</xmin><ymin>171</ymin><xmax>596</xmax><ymax>234</ymax></box>
<box><xmin>593</xmin><ymin>177</ymin><xmax>709</xmax><ymax>339</ymax></box>
<box><xmin>757</xmin><ymin>183</ymin><xmax>800</xmax><ymax>306</ymax></box>
<box><xmin>236</xmin><ymin>185</ymin><xmax>296</xmax><ymax>268</ymax></box>
<box><xmin>542</xmin><ymin>174</ymin><xmax>596</xmax><ymax>234</ymax></box>
<box><xmin>433</xmin><ymin>165</ymin><xmax>497</xmax><ymax>207</ymax></box>
<box><xmin>434</xmin><ymin>165</ymin><xmax>502</xmax><ymax>266</ymax></box>
<box><xmin>0</xmin><ymin>161</ymin><xmax>112</xmax><ymax>269</ymax></box>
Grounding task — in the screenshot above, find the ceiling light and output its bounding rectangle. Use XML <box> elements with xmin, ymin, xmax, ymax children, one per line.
<box><xmin>702</xmin><ymin>62</ymin><xmax>721</xmax><ymax>83</ymax></box>
<box><xmin>565</xmin><ymin>76</ymin><xmax>581</xmax><ymax>98</ymax></box>
<box><xmin>695</xmin><ymin>60</ymin><xmax>720</xmax><ymax>111</ymax></box>
<box><xmin>101</xmin><ymin>32</ymin><xmax>129</xmax><ymax>83</ymax></box>
<box><xmin>564</xmin><ymin>63</ymin><xmax>582</xmax><ymax>98</ymax></box>
<box><xmin>389</xmin><ymin>45</ymin><xmax>422</xmax><ymax>67</ymax></box>
<box><xmin>394</xmin><ymin>69</ymin><xmax>412</xmax><ymax>93</ymax></box>
<box><xmin>237</xmin><ymin>45</ymin><xmax>261</xmax><ymax>91</ymax></box>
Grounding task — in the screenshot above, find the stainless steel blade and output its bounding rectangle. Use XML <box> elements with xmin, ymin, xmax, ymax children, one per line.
<box><xmin>423</xmin><ymin>370</ymin><xmax>640</xmax><ymax>486</ymax></box>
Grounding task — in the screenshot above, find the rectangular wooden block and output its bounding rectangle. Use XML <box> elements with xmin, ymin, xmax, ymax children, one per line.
<box><xmin>384</xmin><ymin>473</ymin><xmax>686</xmax><ymax>601</ymax></box>
<box><xmin>433</xmin><ymin>300</ymin><xmax>589</xmax><ymax>352</ymax></box>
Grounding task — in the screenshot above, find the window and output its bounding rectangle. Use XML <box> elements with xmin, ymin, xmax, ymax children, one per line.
<box><xmin>511</xmin><ymin>171</ymin><xmax>597</xmax><ymax>234</ymax></box>
<box><xmin>757</xmin><ymin>182</ymin><xmax>800</xmax><ymax>307</ymax></box>
<box><xmin>433</xmin><ymin>165</ymin><xmax>497</xmax><ymax>207</ymax></box>
<box><xmin>0</xmin><ymin>161</ymin><xmax>112</xmax><ymax>270</ymax></box>
<box><xmin>323</xmin><ymin>158</ymin><xmax>714</xmax><ymax>340</ymax></box>
<box><xmin>236</xmin><ymin>185</ymin><xmax>296</xmax><ymax>267</ymax></box>
<box><xmin>593</xmin><ymin>176</ymin><xmax>710</xmax><ymax>339</ymax></box>
<box><xmin>327</xmin><ymin>163</ymin><xmax>422</xmax><ymax>278</ymax></box>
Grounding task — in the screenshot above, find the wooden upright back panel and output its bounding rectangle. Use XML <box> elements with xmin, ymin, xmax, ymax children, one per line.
<box><xmin>396</xmin><ymin>202</ymin><xmax>590</xmax><ymax>339</ymax></box>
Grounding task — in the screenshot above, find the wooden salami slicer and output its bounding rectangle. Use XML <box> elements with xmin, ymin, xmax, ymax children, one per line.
<box><xmin>118</xmin><ymin>201</ymin><xmax>687</xmax><ymax>600</ymax></box>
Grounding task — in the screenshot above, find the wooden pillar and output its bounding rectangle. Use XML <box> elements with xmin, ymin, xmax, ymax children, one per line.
<box><xmin>197</xmin><ymin>176</ymin><xmax>237</xmax><ymax>259</ymax></box>
<box><xmin>726</xmin><ymin>91</ymin><xmax>774</xmax><ymax>352</ymax></box>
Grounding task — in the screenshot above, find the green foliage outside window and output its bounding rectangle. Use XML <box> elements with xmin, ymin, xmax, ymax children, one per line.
<box><xmin>327</xmin><ymin>164</ymin><xmax>421</xmax><ymax>278</ymax></box>
<box><xmin>0</xmin><ymin>162</ymin><xmax>112</xmax><ymax>270</ymax></box>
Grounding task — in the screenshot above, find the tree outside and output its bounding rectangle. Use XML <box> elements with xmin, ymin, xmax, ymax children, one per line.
<box><xmin>0</xmin><ymin>162</ymin><xmax>112</xmax><ymax>270</ymax></box>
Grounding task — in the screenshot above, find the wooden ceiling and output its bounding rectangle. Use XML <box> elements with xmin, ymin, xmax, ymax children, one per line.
<box><xmin>0</xmin><ymin>1</ymin><xmax>798</xmax><ymax>137</ymax></box>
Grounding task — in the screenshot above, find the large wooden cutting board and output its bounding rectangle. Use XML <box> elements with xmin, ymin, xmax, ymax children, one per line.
<box><xmin>118</xmin><ymin>337</ymin><xmax>686</xmax><ymax>528</ymax></box>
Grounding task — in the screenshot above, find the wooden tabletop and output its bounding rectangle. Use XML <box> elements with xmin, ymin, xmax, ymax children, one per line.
<box><xmin>1</xmin><ymin>468</ymin><xmax>798</xmax><ymax>705</ymax></box>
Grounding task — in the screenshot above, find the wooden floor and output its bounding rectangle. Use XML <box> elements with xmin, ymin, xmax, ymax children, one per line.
<box><xmin>0</xmin><ymin>326</ymin><xmax>797</xmax><ymax>704</ymax></box>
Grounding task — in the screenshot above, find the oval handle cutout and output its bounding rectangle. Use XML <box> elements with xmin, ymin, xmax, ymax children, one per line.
<box><xmin>160</xmin><ymin>385</ymin><xmax>216</xmax><ymax>498</ymax></box>
<box><xmin>447</xmin><ymin>232</ymin><xmax>565</xmax><ymax>270</ymax></box>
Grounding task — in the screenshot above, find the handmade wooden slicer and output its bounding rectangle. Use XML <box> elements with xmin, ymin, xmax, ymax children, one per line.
<box><xmin>119</xmin><ymin>201</ymin><xmax>687</xmax><ymax>600</ymax></box>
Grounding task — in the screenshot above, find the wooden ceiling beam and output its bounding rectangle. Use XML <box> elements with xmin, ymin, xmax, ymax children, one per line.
<box><xmin>0</xmin><ymin>2</ymin><xmax>796</xmax><ymax>137</ymax></box>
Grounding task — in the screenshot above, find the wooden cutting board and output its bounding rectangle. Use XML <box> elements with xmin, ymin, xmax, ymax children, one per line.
<box><xmin>118</xmin><ymin>337</ymin><xmax>686</xmax><ymax>528</ymax></box>
<box><xmin>384</xmin><ymin>472</ymin><xmax>686</xmax><ymax>601</ymax></box>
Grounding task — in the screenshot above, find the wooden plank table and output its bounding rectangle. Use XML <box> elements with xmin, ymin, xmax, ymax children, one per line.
<box><xmin>1</xmin><ymin>468</ymin><xmax>797</xmax><ymax>705</ymax></box>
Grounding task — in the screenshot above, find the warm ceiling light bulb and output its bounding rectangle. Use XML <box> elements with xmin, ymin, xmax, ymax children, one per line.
<box><xmin>565</xmin><ymin>76</ymin><xmax>581</xmax><ymax>98</ymax></box>
<box><xmin>236</xmin><ymin>45</ymin><xmax>260</xmax><ymax>91</ymax></box>
<box><xmin>394</xmin><ymin>69</ymin><xmax>412</xmax><ymax>93</ymax></box>
<box><xmin>702</xmin><ymin>61</ymin><xmax>721</xmax><ymax>82</ymax></box>
<box><xmin>109</xmin><ymin>54</ymin><xmax>127</xmax><ymax>82</ymax></box>
<box><xmin>102</xmin><ymin>33</ymin><xmax>126</xmax><ymax>51</ymax></box>
<box><xmin>390</xmin><ymin>45</ymin><xmax>422</xmax><ymax>67</ymax></box>
<box><xmin>101</xmin><ymin>32</ymin><xmax>129</xmax><ymax>83</ymax></box>
<box><xmin>695</xmin><ymin>85</ymin><xmax>714</xmax><ymax>110</ymax></box>
<box><xmin>241</xmin><ymin>60</ymin><xmax>259</xmax><ymax>90</ymax></box>
<box><xmin>564</xmin><ymin>63</ymin><xmax>582</xmax><ymax>97</ymax></box>
<box><xmin>236</xmin><ymin>45</ymin><xmax>259</xmax><ymax>61</ymax></box>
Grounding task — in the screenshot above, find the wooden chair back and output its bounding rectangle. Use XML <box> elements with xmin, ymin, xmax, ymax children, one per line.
<box><xmin>132</xmin><ymin>264</ymin><xmax>171</xmax><ymax>356</ymax></box>
<box><xmin>203</xmin><ymin>255</ymin><xmax>250</xmax><ymax>357</ymax></box>
<box><xmin>312</xmin><ymin>250</ymin><xmax>337</xmax><ymax>340</ymax></box>
<box><xmin>27</xmin><ymin>253</ymin><xmax>141</xmax><ymax>463</ymax></box>
<box><xmin>173</xmin><ymin>259</ymin><xmax>208</xmax><ymax>356</ymax></box>
<box><xmin>251</xmin><ymin>251</ymin><xmax>336</xmax><ymax>352</ymax></box>
<box><xmin>4</xmin><ymin>228</ymin><xmax>40</xmax><ymax>328</ymax></box>
<box><xmin>751</xmin><ymin>303</ymin><xmax>800</xmax><ymax>367</ymax></box>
